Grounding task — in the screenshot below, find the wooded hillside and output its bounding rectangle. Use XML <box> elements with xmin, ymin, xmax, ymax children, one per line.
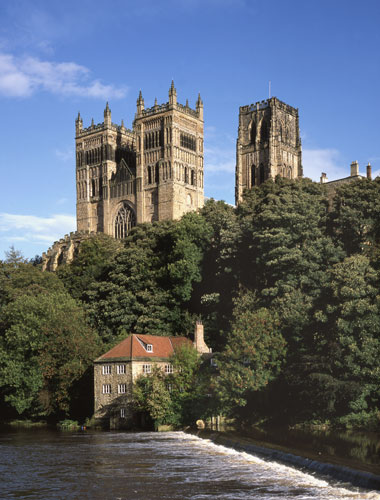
<box><xmin>1</xmin><ymin>177</ymin><xmax>380</xmax><ymax>429</ymax></box>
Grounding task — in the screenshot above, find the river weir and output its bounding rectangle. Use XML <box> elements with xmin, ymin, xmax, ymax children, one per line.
<box><xmin>0</xmin><ymin>429</ymin><xmax>379</xmax><ymax>499</ymax></box>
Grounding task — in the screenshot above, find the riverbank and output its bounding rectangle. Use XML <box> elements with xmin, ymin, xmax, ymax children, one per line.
<box><xmin>189</xmin><ymin>428</ymin><xmax>380</xmax><ymax>492</ymax></box>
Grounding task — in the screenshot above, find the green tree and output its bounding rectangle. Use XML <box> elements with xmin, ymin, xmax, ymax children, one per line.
<box><xmin>4</xmin><ymin>246</ymin><xmax>28</xmax><ymax>266</ymax></box>
<box><xmin>0</xmin><ymin>260</ymin><xmax>100</xmax><ymax>418</ymax></box>
<box><xmin>133</xmin><ymin>344</ymin><xmax>212</xmax><ymax>428</ymax></box>
<box><xmin>195</xmin><ymin>199</ymin><xmax>240</xmax><ymax>350</ymax></box>
<box><xmin>168</xmin><ymin>343</ymin><xmax>212</xmax><ymax>424</ymax></box>
<box><xmin>216</xmin><ymin>292</ymin><xmax>286</xmax><ymax>416</ymax></box>
<box><xmin>237</xmin><ymin>177</ymin><xmax>344</xmax><ymax>349</ymax></box>
<box><xmin>329</xmin><ymin>178</ymin><xmax>380</xmax><ymax>259</ymax></box>
<box><xmin>86</xmin><ymin>213</ymin><xmax>212</xmax><ymax>344</ymax></box>
<box><xmin>57</xmin><ymin>233</ymin><xmax>123</xmax><ymax>301</ymax></box>
<box><xmin>310</xmin><ymin>255</ymin><xmax>380</xmax><ymax>425</ymax></box>
<box><xmin>133</xmin><ymin>366</ymin><xmax>176</xmax><ymax>428</ymax></box>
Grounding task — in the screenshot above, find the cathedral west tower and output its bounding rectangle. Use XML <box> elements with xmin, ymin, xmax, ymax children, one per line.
<box><xmin>75</xmin><ymin>82</ymin><xmax>204</xmax><ymax>238</ymax></box>
<box><xmin>134</xmin><ymin>81</ymin><xmax>204</xmax><ymax>223</ymax></box>
<box><xmin>235</xmin><ymin>97</ymin><xmax>302</xmax><ymax>204</ymax></box>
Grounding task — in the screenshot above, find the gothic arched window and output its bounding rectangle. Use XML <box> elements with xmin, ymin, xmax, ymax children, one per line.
<box><xmin>114</xmin><ymin>203</ymin><xmax>136</xmax><ymax>239</ymax></box>
<box><xmin>250</xmin><ymin>121</ymin><xmax>256</xmax><ymax>144</ymax></box>
<box><xmin>286</xmin><ymin>126</ymin><xmax>290</xmax><ymax>144</ymax></box>
<box><xmin>260</xmin><ymin>120</ymin><xmax>269</xmax><ymax>143</ymax></box>
<box><xmin>155</xmin><ymin>164</ymin><xmax>159</xmax><ymax>183</ymax></box>
<box><xmin>259</xmin><ymin>164</ymin><xmax>265</xmax><ymax>184</ymax></box>
<box><xmin>251</xmin><ymin>164</ymin><xmax>256</xmax><ymax>187</ymax></box>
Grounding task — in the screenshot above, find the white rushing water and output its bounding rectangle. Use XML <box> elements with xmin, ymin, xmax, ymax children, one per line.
<box><xmin>145</xmin><ymin>432</ymin><xmax>380</xmax><ymax>500</ymax></box>
<box><xmin>1</xmin><ymin>429</ymin><xmax>380</xmax><ymax>499</ymax></box>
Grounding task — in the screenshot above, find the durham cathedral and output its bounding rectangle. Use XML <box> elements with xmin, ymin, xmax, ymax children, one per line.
<box><xmin>42</xmin><ymin>85</ymin><xmax>304</xmax><ymax>271</ymax></box>
<box><xmin>76</xmin><ymin>81</ymin><xmax>204</xmax><ymax>236</ymax></box>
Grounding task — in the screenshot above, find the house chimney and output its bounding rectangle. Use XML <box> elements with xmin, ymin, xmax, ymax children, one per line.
<box><xmin>320</xmin><ymin>172</ymin><xmax>328</xmax><ymax>183</ymax></box>
<box><xmin>350</xmin><ymin>161</ymin><xmax>359</xmax><ymax>177</ymax></box>
<box><xmin>367</xmin><ymin>163</ymin><xmax>372</xmax><ymax>180</ymax></box>
<box><xmin>193</xmin><ymin>320</ymin><xmax>209</xmax><ymax>354</ymax></box>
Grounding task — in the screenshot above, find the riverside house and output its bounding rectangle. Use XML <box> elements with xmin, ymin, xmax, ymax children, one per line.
<box><xmin>94</xmin><ymin>321</ymin><xmax>211</xmax><ymax>429</ymax></box>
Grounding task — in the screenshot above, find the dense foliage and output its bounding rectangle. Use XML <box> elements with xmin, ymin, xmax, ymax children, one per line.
<box><xmin>133</xmin><ymin>344</ymin><xmax>213</xmax><ymax>429</ymax></box>
<box><xmin>216</xmin><ymin>291</ymin><xmax>286</xmax><ymax>413</ymax></box>
<box><xmin>2</xmin><ymin>176</ymin><xmax>380</xmax><ymax>429</ymax></box>
<box><xmin>0</xmin><ymin>259</ymin><xmax>100</xmax><ymax>420</ymax></box>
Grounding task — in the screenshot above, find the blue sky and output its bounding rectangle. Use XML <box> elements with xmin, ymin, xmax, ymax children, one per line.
<box><xmin>0</xmin><ymin>0</ymin><xmax>379</xmax><ymax>259</ymax></box>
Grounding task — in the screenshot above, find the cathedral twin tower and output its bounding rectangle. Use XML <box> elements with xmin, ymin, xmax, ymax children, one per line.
<box><xmin>75</xmin><ymin>82</ymin><xmax>204</xmax><ymax>239</ymax></box>
<box><xmin>75</xmin><ymin>83</ymin><xmax>302</xmax><ymax>240</ymax></box>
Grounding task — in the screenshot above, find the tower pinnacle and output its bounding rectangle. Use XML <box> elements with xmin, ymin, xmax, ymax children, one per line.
<box><xmin>169</xmin><ymin>80</ymin><xmax>177</xmax><ymax>105</ymax></box>
<box><xmin>75</xmin><ymin>111</ymin><xmax>83</xmax><ymax>134</ymax></box>
<box><xmin>104</xmin><ymin>102</ymin><xmax>111</xmax><ymax>126</ymax></box>
<box><xmin>136</xmin><ymin>90</ymin><xmax>145</xmax><ymax>115</ymax></box>
<box><xmin>196</xmin><ymin>93</ymin><xmax>203</xmax><ymax>119</ymax></box>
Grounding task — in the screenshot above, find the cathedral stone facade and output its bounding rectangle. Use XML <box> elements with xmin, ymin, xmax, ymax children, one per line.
<box><xmin>235</xmin><ymin>97</ymin><xmax>302</xmax><ymax>204</ymax></box>
<box><xmin>42</xmin><ymin>92</ymin><xmax>305</xmax><ymax>271</ymax></box>
<box><xmin>76</xmin><ymin>82</ymin><xmax>204</xmax><ymax>237</ymax></box>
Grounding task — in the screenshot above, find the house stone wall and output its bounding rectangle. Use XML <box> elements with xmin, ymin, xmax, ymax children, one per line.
<box><xmin>94</xmin><ymin>360</ymin><xmax>134</xmax><ymax>428</ymax></box>
<box><xmin>94</xmin><ymin>358</ymin><xmax>174</xmax><ymax>429</ymax></box>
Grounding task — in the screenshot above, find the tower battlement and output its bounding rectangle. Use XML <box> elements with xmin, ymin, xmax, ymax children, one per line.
<box><xmin>239</xmin><ymin>97</ymin><xmax>299</xmax><ymax>116</ymax></box>
<box><xmin>78</xmin><ymin>121</ymin><xmax>134</xmax><ymax>137</ymax></box>
<box><xmin>140</xmin><ymin>100</ymin><xmax>200</xmax><ymax>119</ymax></box>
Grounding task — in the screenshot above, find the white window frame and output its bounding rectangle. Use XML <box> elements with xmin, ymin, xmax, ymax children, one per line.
<box><xmin>117</xmin><ymin>364</ymin><xmax>126</xmax><ymax>374</ymax></box>
<box><xmin>120</xmin><ymin>408</ymin><xmax>126</xmax><ymax>418</ymax></box>
<box><xmin>143</xmin><ymin>364</ymin><xmax>152</xmax><ymax>374</ymax></box>
<box><xmin>146</xmin><ymin>344</ymin><xmax>153</xmax><ymax>352</ymax></box>
<box><xmin>102</xmin><ymin>365</ymin><xmax>111</xmax><ymax>375</ymax></box>
<box><xmin>118</xmin><ymin>384</ymin><xmax>127</xmax><ymax>394</ymax></box>
<box><xmin>165</xmin><ymin>364</ymin><xmax>173</xmax><ymax>374</ymax></box>
<box><xmin>102</xmin><ymin>384</ymin><xmax>111</xmax><ymax>394</ymax></box>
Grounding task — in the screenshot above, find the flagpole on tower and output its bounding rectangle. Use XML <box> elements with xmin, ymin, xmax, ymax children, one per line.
<box><xmin>269</xmin><ymin>80</ymin><xmax>271</xmax><ymax>98</ymax></box>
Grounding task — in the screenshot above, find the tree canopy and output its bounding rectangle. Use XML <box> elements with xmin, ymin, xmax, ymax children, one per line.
<box><xmin>3</xmin><ymin>176</ymin><xmax>380</xmax><ymax>429</ymax></box>
<box><xmin>0</xmin><ymin>260</ymin><xmax>100</xmax><ymax>419</ymax></box>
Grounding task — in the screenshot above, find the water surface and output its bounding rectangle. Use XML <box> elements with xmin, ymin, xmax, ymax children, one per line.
<box><xmin>0</xmin><ymin>429</ymin><xmax>379</xmax><ymax>499</ymax></box>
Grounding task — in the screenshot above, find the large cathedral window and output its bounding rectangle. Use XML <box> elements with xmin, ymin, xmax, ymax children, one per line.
<box><xmin>251</xmin><ymin>164</ymin><xmax>256</xmax><ymax>187</ymax></box>
<box><xmin>260</xmin><ymin>120</ymin><xmax>269</xmax><ymax>143</ymax></box>
<box><xmin>114</xmin><ymin>203</ymin><xmax>136</xmax><ymax>239</ymax></box>
<box><xmin>250</xmin><ymin>122</ymin><xmax>256</xmax><ymax>144</ymax></box>
<box><xmin>259</xmin><ymin>164</ymin><xmax>265</xmax><ymax>184</ymax></box>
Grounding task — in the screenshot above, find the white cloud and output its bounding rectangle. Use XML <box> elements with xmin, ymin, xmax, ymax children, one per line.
<box><xmin>204</xmin><ymin>125</ymin><xmax>236</xmax><ymax>173</ymax></box>
<box><xmin>0</xmin><ymin>53</ymin><xmax>127</xmax><ymax>99</ymax></box>
<box><xmin>55</xmin><ymin>147</ymin><xmax>74</xmax><ymax>162</ymax></box>
<box><xmin>0</xmin><ymin>213</ymin><xmax>76</xmax><ymax>247</ymax></box>
<box><xmin>302</xmin><ymin>148</ymin><xmax>346</xmax><ymax>182</ymax></box>
<box><xmin>205</xmin><ymin>145</ymin><xmax>235</xmax><ymax>173</ymax></box>
<box><xmin>56</xmin><ymin>198</ymin><xmax>69</xmax><ymax>206</ymax></box>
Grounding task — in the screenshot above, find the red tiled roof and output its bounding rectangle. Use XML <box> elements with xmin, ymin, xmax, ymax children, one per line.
<box><xmin>97</xmin><ymin>334</ymin><xmax>191</xmax><ymax>360</ymax></box>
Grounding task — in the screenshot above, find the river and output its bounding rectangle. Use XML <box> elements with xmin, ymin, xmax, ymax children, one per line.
<box><xmin>0</xmin><ymin>429</ymin><xmax>379</xmax><ymax>499</ymax></box>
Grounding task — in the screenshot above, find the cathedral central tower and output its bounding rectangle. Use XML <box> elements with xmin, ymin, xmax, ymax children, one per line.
<box><xmin>235</xmin><ymin>97</ymin><xmax>302</xmax><ymax>204</ymax></box>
